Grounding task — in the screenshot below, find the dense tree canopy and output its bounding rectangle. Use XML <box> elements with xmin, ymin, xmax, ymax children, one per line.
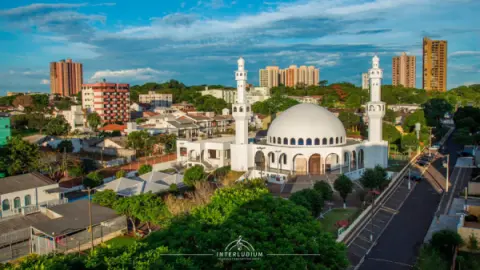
<box><xmin>0</xmin><ymin>136</ymin><xmax>40</xmax><ymax>176</ymax></box>
<box><xmin>289</xmin><ymin>189</ymin><xmax>324</xmax><ymax>217</ymax></box>
<box><xmin>45</xmin><ymin>116</ymin><xmax>71</xmax><ymax>136</ymax></box>
<box><xmin>251</xmin><ymin>93</ymin><xmax>300</xmax><ymax>115</ymax></box>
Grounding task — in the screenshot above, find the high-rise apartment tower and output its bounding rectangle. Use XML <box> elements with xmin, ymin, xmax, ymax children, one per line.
<box><xmin>50</xmin><ymin>59</ymin><xmax>83</xmax><ymax>96</ymax></box>
<box><xmin>392</xmin><ymin>52</ymin><xmax>416</xmax><ymax>88</ymax></box>
<box><xmin>422</xmin><ymin>37</ymin><xmax>447</xmax><ymax>91</ymax></box>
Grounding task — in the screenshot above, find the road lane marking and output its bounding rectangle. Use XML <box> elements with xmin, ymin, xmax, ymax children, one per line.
<box><xmin>366</xmin><ymin>258</ymin><xmax>413</xmax><ymax>268</ymax></box>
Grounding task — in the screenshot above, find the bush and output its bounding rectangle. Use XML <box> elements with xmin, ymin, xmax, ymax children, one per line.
<box><xmin>138</xmin><ymin>164</ymin><xmax>152</xmax><ymax>175</ymax></box>
<box><xmin>183</xmin><ymin>165</ymin><xmax>206</xmax><ymax>187</ymax></box>
<box><xmin>313</xmin><ymin>181</ymin><xmax>333</xmax><ymax>201</ymax></box>
<box><xmin>83</xmin><ymin>171</ymin><xmax>103</xmax><ymax>189</ymax></box>
<box><xmin>430</xmin><ymin>229</ymin><xmax>463</xmax><ymax>260</ymax></box>
<box><xmin>92</xmin><ymin>190</ymin><xmax>117</xmax><ymax>208</ymax></box>
<box><xmin>115</xmin><ymin>170</ymin><xmax>126</xmax><ymax>179</ymax></box>
<box><xmin>67</xmin><ymin>166</ymin><xmax>83</xmax><ymax>177</ymax></box>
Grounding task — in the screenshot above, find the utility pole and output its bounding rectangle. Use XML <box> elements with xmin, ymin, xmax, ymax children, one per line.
<box><xmin>446</xmin><ymin>154</ymin><xmax>450</xmax><ymax>192</ymax></box>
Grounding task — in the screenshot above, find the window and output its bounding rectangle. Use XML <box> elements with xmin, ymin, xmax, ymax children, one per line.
<box><xmin>2</xmin><ymin>199</ymin><xmax>9</xmax><ymax>211</ymax></box>
<box><xmin>314</xmin><ymin>138</ymin><xmax>320</xmax><ymax>145</ymax></box>
<box><xmin>284</xmin><ymin>138</ymin><xmax>288</xmax><ymax>145</ymax></box>
<box><xmin>283</xmin><ymin>155</ymin><xmax>287</xmax><ymax>165</ymax></box>
<box><xmin>336</xmin><ymin>137</ymin><xmax>339</xmax><ymax>144</ymax></box>
<box><xmin>233</xmin><ymin>107</ymin><xmax>237</xmax><ymax>112</ymax></box>
<box><xmin>277</xmin><ymin>137</ymin><xmax>281</xmax><ymax>144</ymax></box>
<box><xmin>273</xmin><ymin>137</ymin><xmax>276</xmax><ymax>144</ymax></box>
<box><xmin>322</xmin><ymin>138</ymin><xmax>327</xmax><ymax>145</ymax></box>
<box><xmin>298</xmin><ymin>138</ymin><xmax>304</xmax><ymax>145</ymax></box>
<box><xmin>290</xmin><ymin>138</ymin><xmax>296</xmax><ymax>145</ymax></box>
<box><xmin>329</xmin><ymin>137</ymin><xmax>334</xmax><ymax>144</ymax></box>
<box><xmin>239</xmin><ymin>107</ymin><xmax>243</xmax><ymax>112</ymax></box>
<box><xmin>271</xmin><ymin>153</ymin><xmax>275</xmax><ymax>163</ymax></box>
<box><xmin>306</xmin><ymin>138</ymin><xmax>312</xmax><ymax>145</ymax></box>
<box><xmin>246</xmin><ymin>106</ymin><xmax>250</xmax><ymax>112</ymax></box>
<box><xmin>14</xmin><ymin>197</ymin><xmax>21</xmax><ymax>209</ymax></box>
<box><xmin>25</xmin><ymin>195</ymin><xmax>31</xmax><ymax>206</ymax></box>
<box><xmin>340</xmin><ymin>137</ymin><xmax>343</xmax><ymax>143</ymax></box>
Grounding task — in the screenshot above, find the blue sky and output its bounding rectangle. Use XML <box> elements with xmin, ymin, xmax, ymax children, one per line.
<box><xmin>0</xmin><ymin>0</ymin><xmax>479</xmax><ymax>94</ymax></box>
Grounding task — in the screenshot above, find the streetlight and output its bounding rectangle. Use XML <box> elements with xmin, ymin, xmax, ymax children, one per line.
<box><xmin>369</xmin><ymin>189</ymin><xmax>380</xmax><ymax>242</ymax></box>
<box><xmin>443</xmin><ymin>154</ymin><xmax>450</xmax><ymax>192</ymax></box>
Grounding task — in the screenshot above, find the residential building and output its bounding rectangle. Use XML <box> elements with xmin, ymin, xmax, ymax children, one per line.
<box><xmin>0</xmin><ymin>113</ymin><xmax>11</xmax><ymax>146</ymax></box>
<box><xmin>392</xmin><ymin>52</ymin><xmax>416</xmax><ymax>88</ymax></box>
<box><xmin>288</xmin><ymin>95</ymin><xmax>323</xmax><ymax>104</ymax></box>
<box><xmin>50</xmin><ymin>59</ymin><xmax>83</xmax><ymax>97</ymax></box>
<box><xmin>98</xmin><ymin>124</ymin><xmax>127</xmax><ymax>134</ymax></box>
<box><xmin>55</xmin><ymin>105</ymin><xmax>86</xmax><ymax>131</ymax></box>
<box><xmin>0</xmin><ymin>173</ymin><xmax>63</xmax><ymax>219</ymax></box>
<box><xmin>423</xmin><ymin>37</ymin><xmax>448</xmax><ymax>91</ymax></box>
<box><xmin>279</xmin><ymin>69</ymin><xmax>287</xmax><ymax>85</ymax></box>
<box><xmin>81</xmin><ymin>82</ymin><xmax>130</xmax><ymax>124</ymax></box>
<box><xmin>362</xmin><ymin>73</ymin><xmax>369</xmax><ymax>90</ymax></box>
<box><xmin>172</xmin><ymin>101</ymin><xmax>195</xmax><ymax>112</ymax></box>
<box><xmin>200</xmin><ymin>87</ymin><xmax>237</xmax><ymax>104</ymax></box>
<box><xmin>259</xmin><ymin>66</ymin><xmax>280</xmax><ymax>88</ymax></box>
<box><xmin>284</xmin><ymin>65</ymin><xmax>319</xmax><ymax>87</ymax></box>
<box><xmin>138</xmin><ymin>91</ymin><xmax>172</xmax><ymax>107</ymax></box>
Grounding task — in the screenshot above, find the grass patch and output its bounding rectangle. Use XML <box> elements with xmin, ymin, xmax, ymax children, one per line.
<box><xmin>319</xmin><ymin>208</ymin><xmax>360</xmax><ymax>234</ymax></box>
<box><xmin>160</xmin><ymin>168</ymin><xmax>177</xmax><ymax>174</ymax></box>
<box><xmin>11</xmin><ymin>128</ymin><xmax>39</xmax><ymax>137</ymax></box>
<box><xmin>105</xmin><ymin>236</ymin><xmax>136</xmax><ymax>247</ymax></box>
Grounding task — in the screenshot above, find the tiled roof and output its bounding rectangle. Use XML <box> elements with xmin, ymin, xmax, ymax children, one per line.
<box><xmin>99</xmin><ymin>124</ymin><xmax>127</xmax><ymax>132</ymax></box>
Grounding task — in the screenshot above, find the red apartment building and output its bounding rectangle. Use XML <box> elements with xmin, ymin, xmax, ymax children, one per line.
<box><xmin>50</xmin><ymin>59</ymin><xmax>83</xmax><ymax>96</ymax></box>
<box><xmin>81</xmin><ymin>82</ymin><xmax>130</xmax><ymax>124</ymax></box>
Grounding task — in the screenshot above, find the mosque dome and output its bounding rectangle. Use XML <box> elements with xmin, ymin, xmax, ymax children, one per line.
<box><xmin>266</xmin><ymin>103</ymin><xmax>347</xmax><ymax>147</ymax></box>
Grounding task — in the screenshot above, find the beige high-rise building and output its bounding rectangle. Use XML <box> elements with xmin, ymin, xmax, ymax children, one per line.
<box><xmin>285</xmin><ymin>65</ymin><xmax>298</xmax><ymax>87</ymax></box>
<box><xmin>392</xmin><ymin>52</ymin><xmax>416</xmax><ymax>88</ymax></box>
<box><xmin>423</xmin><ymin>37</ymin><xmax>447</xmax><ymax>91</ymax></box>
<box><xmin>283</xmin><ymin>65</ymin><xmax>319</xmax><ymax>88</ymax></box>
<box><xmin>279</xmin><ymin>69</ymin><xmax>286</xmax><ymax>85</ymax></box>
<box><xmin>259</xmin><ymin>66</ymin><xmax>280</xmax><ymax>88</ymax></box>
<box><xmin>50</xmin><ymin>59</ymin><xmax>83</xmax><ymax>96</ymax></box>
<box><xmin>259</xmin><ymin>69</ymin><xmax>268</xmax><ymax>88</ymax></box>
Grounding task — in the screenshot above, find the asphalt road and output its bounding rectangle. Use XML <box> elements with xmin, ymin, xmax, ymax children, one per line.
<box><xmin>358</xmin><ymin>134</ymin><xmax>461</xmax><ymax>270</ymax></box>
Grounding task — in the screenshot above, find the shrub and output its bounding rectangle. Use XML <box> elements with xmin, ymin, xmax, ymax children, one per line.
<box><xmin>183</xmin><ymin>165</ymin><xmax>206</xmax><ymax>186</ymax></box>
<box><xmin>138</xmin><ymin>164</ymin><xmax>152</xmax><ymax>175</ymax></box>
<box><xmin>313</xmin><ymin>181</ymin><xmax>333</xmax><ymax>201</ymax></box>
<box><xmin>83</xmin><ymin>171</ymin><xmax>103</xmax><ymax>189</ymax></box>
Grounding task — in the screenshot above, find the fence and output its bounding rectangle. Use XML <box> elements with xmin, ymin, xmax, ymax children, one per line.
<box><xmin>32</xmin><ymin>215</ymin><xmax>127</xmax><ymax>256</ymax></box>
<box><xmin>0</xmin><ymin>228</ymin><xmax>30</xmax><ymax>262</ymax></box>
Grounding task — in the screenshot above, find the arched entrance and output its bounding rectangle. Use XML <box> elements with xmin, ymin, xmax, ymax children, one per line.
<box><xmin>351</xmin><ymin>150</ymin><xmax>357</xmax><ymax>170</ymax></box>
<box><xmin>255</xmin><ymin>151</ymin><xmax>266</xmax><ymax>171</ymax></box>
<box><xmin>293</xmin><ymin>154</ymin><xmax>307</xmax><ymax>175</ymax></box>
<box><xmin>267</xmin><ymin>152</ymin><xmax>275</xmax><ymax>170</ymax></box>
<box><xmin>325</xmin><ymin>153</ymin><xmax>340</xmax><ymax>173</ymax></box>
<box><xmin>278</xmin><ymin>153</ymin><xmax>287</xmax><ymax>170</ymax></box>
<box><xmin>309</xmin><ymin>154</ymin><xmax>321</xmax><ymax>175</ymax></box>
<box><xmin>189</xmin><ymin>150</ymin><xmax>198</xmax><ymax>161</ymax></box>
<box><xmin>358</xmin><ymin>149</ymin><xmax>365</xmax><ymax>168</ymax></box>
<box><xmin>344</xmin><ymin>152</ymin><xmax>350</xmax><ymax>172</ymax></box>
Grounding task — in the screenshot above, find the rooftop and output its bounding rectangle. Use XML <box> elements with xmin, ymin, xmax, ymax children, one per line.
<box><xmin>0</xmin><ymin>173</ymin><xmax>56</xmax><ymax>196</ymax></box>
<box><xmin>32</xmin><ymin>200</ymin><xmax>120</xmax><ymax>237</ymax></box>
<box><xmin>99</xmin><ymin>124</ymin><xmax>127</xmax><ymax>132</ymax></box>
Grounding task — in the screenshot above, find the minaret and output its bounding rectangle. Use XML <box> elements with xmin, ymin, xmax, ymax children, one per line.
<box><xmin>366</xmin><ymin>55</ymin><xmax>385</xmax><ymax>143</ymax></box>
<box><xmin>233</xmin><ymin>57</ymin><xmax>249</xmax><ymax>145</ymax></box>
<box><xmin>230</xmin><ymin>57</ymin><xmax>250</xmax><ymax>171</ymax></box>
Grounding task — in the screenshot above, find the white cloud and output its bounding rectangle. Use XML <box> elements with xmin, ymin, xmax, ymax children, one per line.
<box><xmin>450</xmin><ymin>51</ymin><xmax>480</xmax><ymax>57</ymax></box>
<box><xmin>90</xmin><ymin>68</ymin><xmax>176</xmax><ymax>82</ymax></box>
<box><xmin>40</xmin><ymin>79</ymin><xmax>50</xmax><ymax>85</ymax></box>
<box><xmin>42</xmin><ymin>42</ymin><xmax>100</xmax><ymax>59</ymax></box>
<box><xmin>305</xmin><ymin>53</ymin><xmax>341</xmax><ymax>67</ymax></box>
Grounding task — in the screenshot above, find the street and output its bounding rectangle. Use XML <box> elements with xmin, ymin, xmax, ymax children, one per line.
<box><xmin>357</xmin><ymin>134</ymin><xmax>462</xmax><ymax>270</ymax></box>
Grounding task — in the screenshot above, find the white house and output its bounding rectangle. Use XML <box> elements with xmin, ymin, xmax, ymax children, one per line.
<box><xmin>0</xmin><ymin>173</ymin><xmax>63</xmax><ymax>218</ymax></box>
<box><xmin>56</xmin><ymin>105</ymin><xmax>86</xmax><ymax>131</ymax></box>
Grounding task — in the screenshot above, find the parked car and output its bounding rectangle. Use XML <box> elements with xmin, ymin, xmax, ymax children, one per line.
<box><xmin>407</xmin><ymin>171</ymin><xmax>423</xmax><ymax>182</ymax></box>
<box><xmin>416</xmin><ymin>160</ymin><xmax>429</xmax><ymax>167</ymax></box>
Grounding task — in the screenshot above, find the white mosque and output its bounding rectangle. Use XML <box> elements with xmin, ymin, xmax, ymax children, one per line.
<box><xmin>177</xmin><ymin>56</ymin><xmax>388</xmax><ymax>183</ymax></box>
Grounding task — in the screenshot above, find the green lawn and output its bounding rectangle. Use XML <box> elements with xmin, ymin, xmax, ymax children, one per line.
<box><xmin>319</xmin><ymin>208</ymin><xmax>360</xmax><ymax>234</ymax></box>
<box><xmin>105</xmin><ymin>236</ymin><xmax>137</xmax><ymax>247</ymax></box>
<box><xmin>160</xmin><ymin>168</ymin><xmax>177</xmax><ymax>174</ymax></box>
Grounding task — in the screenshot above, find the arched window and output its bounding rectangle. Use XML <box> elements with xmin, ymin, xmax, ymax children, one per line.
<box><xmin>322</xmin><ymin>138</ymin><xmax>327</xmax><ymax>145</ymax></box>
<box><xmin>277</xmin><ymin>137</ymin><xmax>281</xmax><ymax>144</ymax></box>
<box><xmin>329</xmin><ymin>137</ymin><xmax>334</xmax><ymax>144</ymax></box>
<box><xmin>314</xmin><ymin>138</ymin><xmax>320</xmax><ymax>145</ymax></box>
<box><xmin>233</xmin><ymin>107</ymin><xmax>237</xmax><ymax>112</ymax></box>
<box><xmin>239</xmin><ymin>107</ymin><xmax>243</xmax><ymax>112</ymax></box>
<box><xmin>290</xmin><ymin>138</ymin><xmax>296</xmax><ymax>145</ymax></box>
<box><xmin>14</xmin><ymin>197</ymin><xmax>21</xmax><ymax>209</ymax></box>
<box><xmin>298</xmin><ymin>138</ymin><xmax>304</xmax><ymax>145</ymax></box>
<box><xmin>336</xmin><ymin>137</ymin><xmax>339</xmax><ymax>144</ymax></box>
<box><xmin>2</xmin><ymin>199</ymin><xmax>9</xmax><ymax>211</ymax></box>
<box><xmin>273</xmin><ymin>137</ymin><xmax>276</xmax><ymax>144</ymax></box>
<box><xmin>283</xmin><ymin>154</ymin><xmax>287</xmax><ymax>165</ymax></box>
<box><xmin>306</xmin><ymin>138</ymin><xmax>312</xmax><ymax>145</ymax></box>
<box><xmin>271</xmin><ymin>153</ymin><xmax>275</xmax><ymax>163</ymax></box>
<box><xmin>24</xmin><ymin>195</ymin><xmax>31</xmax><ymax>206</ymax></box>
<box><xmin>246</xmin><ymin>106</ymin><xmax>250</xmax><ymax>112</ymax></box>
<box><xmin>340</xmin><ymin>137</ymin><xmax>343</xmax><ymax>143</ymax></box>
<box><xmin>283</xmin><ymin>138</ymin><xmax>288</xmax><ymax>145</ymax></box>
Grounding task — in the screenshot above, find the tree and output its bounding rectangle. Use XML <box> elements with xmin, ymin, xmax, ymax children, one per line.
<box><xmin>87</xmin><ymin>112</ymin><xmax>102</xmax><ymax>131</ymax></box>
<box><xmin>403</xmin><ymin>110</ymin><xmax>427</xmax><ymax>132</ymax></box>
<box><xmin>415</xmin><ymin>246</ymin><xmax>449</xmax><ymax>270</ymax></box>
<box><xmin>83</xmin><ymin>171</ymin><xmax>103</xmax><ymax>189</ymax></box>
<box><xmin>289</xmin><ymin>189</ymin><xmax>324</xmax><ymax>217</ymax></box>
<box><xmin>401</xmin><ymin>133</ymin><xmax>419</xmax><ymax>152</ymax></box>
<box><xmin>92</xmin><ymin>190</ymin><xmax>117</xmax><ymax>208</ymax></box>
<box><xmin>345</xmin><ymin>94</ymin><xmax>361</xmax><ymax>109</ymax></box>
<box><xmin>115</xmin><ymin>170</ymin><xmax>126</xmax><ymax>179</ymax></box>
<box><xmin>360</xmin><ymin>165</ymin><xmax>388</xmax><ymax>191</ymax></box>
<box><xmin>338</xmin><ymin>112</ymin><xmax>361</xmax><ymax>131</ymax></box>
<box><xmin>383</xmin><ymin>124</ymin><xmax>401</xmax><ymax>145</ymax></box>
<box><xmin>67</xmin><ymin>166</ymin><xmax>83</xmax><ymax>177</ymax></box>
<box><xmin>0</xmin><ymin>136</ymin><xmax>39</xmax><ymax>176</ymax></box>
<box><xmin>27</xmin><ymin>113</ymin><xmax>50</xmax><ymax>134</ymax></box>
<box><xmin>183</xmin><ymin>165</ymin><xmax>206</xmax><ymax>186</ymax></box>
<box><xmin>453</xmin><ymin>128</ymin><xmax>473</xmax><ymax>145</ymax></box>
<box><xmin>423</xmin><ymin>98</ymin><xmax>453</xmax><ymax>127</ymax></box>
<box><xmin>12</xmin><ymin>95</ymin><xmax>33</xmax><ymax>108</ymax></box>
<box><xmin>45</xmin><ymin>116</ymin><xmax>71</xmax><ymax>136</ymax></box>
<box><xmin>314</xmin><ymin>181</ymin><xmax>333</xmax><ymax>201</ymax></box>
<box><xmin>57</xmin><ymin>140</ymin><xmax>74</xmax><ymax>153</ymax></box>
<box><xmin>334</xmin><ymin>174</ymin><xmax>353</xmax><ymax>208</ymax></box>
<box><xmin>114</xmin><ymin>196</ymin><xmax>138</xmax><ymax>233</ymax></box>
<box><xmin>456</xmin><ymin>117</ymin><xmax>478</xmax><ymax>133</ymax></box>
<box><xmin>251</xmin><ymin>93</ymin><xmax>300</xmax><ymax>115</ymax></box>
<box><xmin>126</xmin><ymin>130</ymin><xmax>153</xmax><ymax>154</ymax></box>
<box><xmin>138</xmin><ymin>164</ymin><xmax>153</xmax><ymax>175</ymax></box>
<box><xmin>156</xmin><ymin>134</ymin><xmax>177</xmax><ymax>154</ymax></box>
<box><xmin>429</xmin><ymin>229</ymin><xmax>463</xmax><ymax>260</ymax></box>
<box><xmin>132</xmin><ymin>193</ymin><xmax>171</xmax><ymax>233</ymax></box>
<box><xmin>384</xmin><ymin>109</ymin><xmax>397</xmax><ymax>123</ymax></box>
